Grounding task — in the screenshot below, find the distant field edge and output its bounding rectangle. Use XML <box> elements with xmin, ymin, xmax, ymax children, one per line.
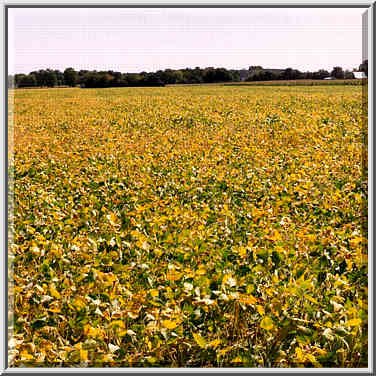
<box><xmin>223</xmin><ymin>79</ymin><xmax>366</xmax><ymax>86</ymax></box>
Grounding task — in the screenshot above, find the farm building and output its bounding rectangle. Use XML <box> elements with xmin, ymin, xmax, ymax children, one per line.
<box><xmin>353</xmin><ymin>71</ymin><xmax>366</xmax><ymax>79</ymax></box>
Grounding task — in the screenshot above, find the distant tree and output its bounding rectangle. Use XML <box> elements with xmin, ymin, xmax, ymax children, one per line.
<box><xmin>359</xmin><ymin>60</ymin><xmax>368</xmax><ymax>77</ymax></box>
<box><xmin>28</xmin><ymin>73</ymin><xmax>38</xmax><ymax>87</ymax></box>
<box><xmin>82</xmin><ymin>72</ymin><xmax>96</xmax><ymax>88</ymax></box>
<box><xmin>331</xmin><ymin>66</ymin><xmax>345</xmax><ymax>79</ymax></box>
<box><xmin>139</xmin><ymin>71</ymin><xmax>148</xmax><ymax>82</ymax></box>
<box><xmin>64</xmin><ymin>67</ymin><xmax>78</xmax><ymax>87</ymax></box>
<box><xmin>142</xmin><ymin>72</ymin><xmax>164</xmax><ymax>86</ymax></box>
<box><xmin>44</xmin><ymin>69</ymin><xmax>57</xmax><ymax>87</ymax></box>
<box><xmin>99</xmin><ymin>73</ymin><xmax>113</xmax><ymax>87</ymax></box>
<box><xmin>262</xmin><ymin>71</ymin><xmax>276</xmax><ymax>81</ymax></box>
<box><xmin>16</xmin><ymin>73</ymin><xmax>37</xmax><ymax>87</ymax></box>
<box><xmin>174</xmin><ymin>70</ymin><xmax>185</xmax><ymax>84</ymax></box>
<box><xmin>14</xmin><ymin>64</ymin><xmax>361</xmax><ymax>89</ymax></box>
<box><xmin>344</xmin><ymin>70</ymin><xmax>355</xmax><ymax>79</ymax></box>
<box><xmin>14</xmin><ymin>74</ymin><xmax>26</xmax><ymax>88</ymax></box>
<box><xmin>192</xmin><ymin>67</ymin><xmax>205</xmax><ymax>83</ymax></box>
<box><xmin>203</xmin><ymin>67</ymin><xmax>216</xmax><ymax>83</ymax></box>
<box><xmin>214</xmin><ymin>68</ymin><xmax>233</xmax><ymax>82</ymax></box>
<box><xmin>178</xmin><ymin>68</ymin><xmax>204</xmax><ymax>84</ymax></box>
<box><xmin>54</xmin><ymin>70</ymin><xmax>64</xmax><ymax>86</ymax></box>
<box><xmin>304</xmin><ymin>71</ymin><xmax>314</xmax><ymax>80</ymax></box>
<box><xmin>156</xmin><ymin>69</ymin><xmax>175</xmax><ymax>85</ymax></box>
<box><xmin>229</xmin><ymin>70</ymin><xmax>241</xmax><ymax>82</ymax></box>
<box><xmin>30</xmin><ymin>69</ymin><xmax>57</xmax><ymax>87</ymax></box>
<box><xmin>125</xmin><ymin>73</ymin><xmax>143</xmax><ymax>85</ymax></box>
<box><xmin>281</xmin><ymin>68</ymin><xmax>302</xmax><ymax>80</ymax></box>
<box><xmin>77</xmin><ymin>70</ymin><xmax>88</xmax><ymax>85</ymax></box>
<box><xmin>112</xmin><ymin>71</ymin><xmax>122</xmax><ymax>83</ymax></box>
<box><xmin>246</xmin><ymin>69</ymin><xmax>281</xmax><ymax>82</ymax></box>
<box><xmin>31</xmin><ymin>70</ymin><xmax>44</xmax><ymax>86</ymax></box>
<box><xmin>312</xmin><ymin>69</ymin><xmax>329</xmax><ymax>80</ymax></box>
<box><xmin>202</xmin><ymin>67</ymin><xmax>232</xmax><ymax>83</ymax></box>
<box><xmin>282</xmin><ymin>68</ymin><xmax>294</xmax><ymax>80</ymax></box>
<box><xmin>294</xmin><ymin>69</ymin><xmax>303</xmax><ymax>79</ymax></box>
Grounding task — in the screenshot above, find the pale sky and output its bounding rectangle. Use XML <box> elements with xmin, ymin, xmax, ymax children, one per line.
<box><xmin>8</xmin><ymin>7</ymin><xmax>366</xmax><ymax>75</ymax></box>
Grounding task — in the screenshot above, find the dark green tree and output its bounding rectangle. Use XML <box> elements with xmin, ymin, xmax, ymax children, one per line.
<box><xmin>64</xmin><ymin>67</ymin><xmax>78</xmax><ymax>87</ymax></box>
<box><xmin>331</xmin><ymin>66</ymin><xmax>345</xmax><ymax>79</ymax></box>
<box><xmin>344</xmin><ymin>70</ymin><xmax>355</xmax><ymax>79</ymax></box>
<box><xmin>17</xmin><ymin>73</ymin><xmax>37</xmax><ymax>87</ymax></box>
<box><xmin>45</xmin><ymin>70</ymin><xmax>57</xmax><ymax>87</ymax></box>
<box><xmin>312</xmin><ymin>69</ymin><xmax>329</xmax><ymax>80</ymax></box>
<box><xmin>359</xmin><ymin>60</ymin><xmax>368</xmax><ymax>77</ymax></box>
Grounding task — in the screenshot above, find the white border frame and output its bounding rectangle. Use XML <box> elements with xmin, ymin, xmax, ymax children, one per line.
<box><xmin>2</xmin><ymin>1</ymin><xmax>373</xmax><ymax>373</ymax></box>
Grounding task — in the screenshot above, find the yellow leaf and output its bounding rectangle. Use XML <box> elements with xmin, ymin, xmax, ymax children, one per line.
<box><xmin>306</xmin><ymin>295</ymin><xmax>319</xmax><ymax>305</ymax></box>
<box><xmin>260</xmin><ymin>316</ymin><xmax>274</xmax><ymax>330</ymax></box>
<box><xmin>107</xmin><ymin>212</ymin><xmax>117</xmax><ymax>225</ymax></box>
<box><xmin>50</xmin><ymin>286</ymin><xmax>61</xmax><ymax>300</ymax></box>
<box><xmin>154</xmin><ymin>248</ymin><xmax>163</xmax><ymax>257</ymax></box>
<box><xmin>268</xmin><ymin>230</ymin><xmax>282</xmax><ymax>241</ymax></box>
<box><xmin>193</xmin><ymin>333</ymin><xmax>207</xmax><ymax>348</ymax></box>
<box><xmin>196</xmin><ymin>266</ymin><xmax>207</xmax><ymax>275</ymax></box>
<box><xmin>345</xmin><ymin>318</ymin><xmax>362</xmax><ymax>327</ymax></box>
<box><xmin>218</xmin><ymin>346</ymin><xmax>232</xmax><ymax>356</ymax></box>
<box><xmin>312</xmin><ymin>346</ymin><xmax>327</xmax><ymax>356</ymax></box>
<box><xmin>162</xmin><ymin>320</ymin><xmax>177</xmax><ymax>329</ymax></box>
<box><xmin>209</xmin><ymin>339</ymin><xmax>221</xmax><ymax>348</ymax></box>
<box><xmin>349</xmin><ymin>236</ymin><xmax>364</xmax><ymax>247</ymax></box>
<box><xmin>295</xmin><ymin>347</ymin><xmax>306</xmax><ymax>362</ymax></box>
<box><xmin>83</xmin><ymin>324</ymin><xmax>90</xmax><ymax>336</ymax></box>
<box><xmin>102</xmin><ymin>353</ymin><xmax>114</xmax><ymax>362</ymax></box>
<box><xmin>239</xmin><ymin>294</ymin><xmax>257</xmax><ymax>305</ymax></box>
<box><xmin>80</xmin><ymin>349</ymin><xmax>88</xmax><ymax>362</ymax></box>
<box><xmin>89</xmin><ymin>327</ymin><xmax>105</xmax><ymax>339</ymax></box>
<box><xmin>238</xmin><ymin>247</ymin><xmax>247</xmax><ymax>258</ymax></box>
<box><xmin>274</xmin><ymin>245</ymin><xmax>285</xmax><ymax>254</ymax></box>
<box><xmin>20</xmin><ymin>350</ymin><xmax>33</xmax><ymax>360</ymax></box>
<box><xmin>27</xmin><ymin>226</ymin><xmax>35</xmax><ymax>234</ymax></box>
<box><xmin>111</xmin><ymin>320</ymin><xmax>125</xmax><ymax>328</ymax></box>
<box><xmin>231</xmin><ymin>356</ymin><xmax>242</xmax><ymax>363</ymax></box>
<box><xmin>166</xmin><ymin>271</ymin><xmax>182</xmax><ymax>281</ymax></box>
<box><xmin>72</xmin><ymin>297</ymin><xmax>86</xmax><ymax>310</ymax></box>
<box><xmin>150</xmin><ymin>289</ymin><xmax>159</xmax><ymax>297</ymax></box>
<box><xmin>48</xmin><ymin>306</ymin><xmax>61</xmax><ymax>313</ymax></box>
<box><xmin>306</xmin><ymin>353</ymin><xmax>320</xmax><ymax>367</ymax></box>
<box><xmin>222</xmin><ymin>274</ymin><xmax>236</xmax><ymax>287</ymax></box>
<box><xmin>256</xmin><ymin>305</ymin><xmax>265</xmax><ymax>316</ymax></box>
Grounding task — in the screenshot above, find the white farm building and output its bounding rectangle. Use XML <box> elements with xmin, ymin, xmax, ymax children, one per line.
<box><xmin>353</xmin><ymin>71</ymin><xmax>366</xmax><ymax>79</ymax></box>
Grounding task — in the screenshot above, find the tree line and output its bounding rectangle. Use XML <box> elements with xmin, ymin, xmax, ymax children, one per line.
<box><xmin>246</xmin><ymin>66</ymin><xmax>356</xmax><ymax>81</ymax></box>
<box><xmin>8</xmin><ymin>61</ymin><xmax>367</xmax><ymax>89</ymax></box>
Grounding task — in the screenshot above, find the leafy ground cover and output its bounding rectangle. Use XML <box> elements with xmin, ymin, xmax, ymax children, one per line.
<box><xmin>9</xmin><ymin>85</ymin><xmax>367</xmax><ymax>367</ymax></box>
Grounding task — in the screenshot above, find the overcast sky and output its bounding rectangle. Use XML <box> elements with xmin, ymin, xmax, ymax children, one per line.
<box><xmin>8</xmin><ymin>7</ymin><xmax>366</xmax><ymax>74</ymax></box>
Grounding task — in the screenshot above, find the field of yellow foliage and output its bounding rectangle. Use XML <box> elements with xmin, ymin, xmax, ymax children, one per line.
<box><xmin>9</xmin><ymin>85</ymin><xmax>367</xmax><ymax>367</ymax></box>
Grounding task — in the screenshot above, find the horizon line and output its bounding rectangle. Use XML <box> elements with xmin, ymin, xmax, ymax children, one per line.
<box><xmin>9</xmin><ymin>63</ymin><xmax>365</xmax><ymax>76</ymax></box>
